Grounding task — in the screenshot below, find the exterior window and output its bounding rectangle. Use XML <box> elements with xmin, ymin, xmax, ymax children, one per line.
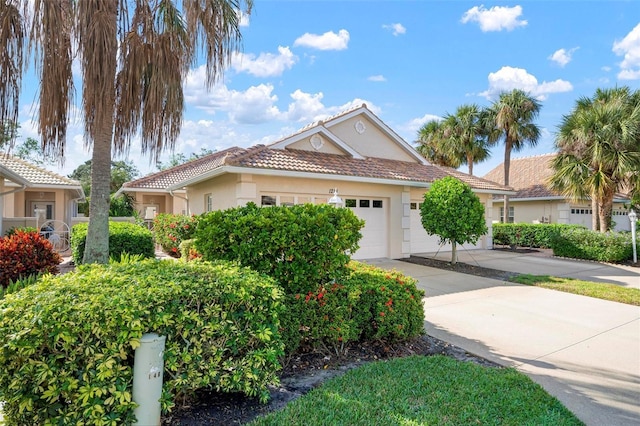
<box><xmin>359</xmin><ymin>199</ymin><xmax>370</xmax><ymax>208</ymax></box>
<box><xmin>373</xmin><ymin>200</ymin><xmax>383</xmax><ymax>208</ymax></box>
<box><xmin>499</xmin><ymin>206</ymin><xmax>515</xmax><ymax>223</ymax></box>
<box><xmin>205</xmin><ymin>194</ymin><xmax>213</xmax><ymax>212</ymax></box>
<box><xmin>410</xmin><ymin>203</ymin><xmax>417</xmax><ymax>210</ymax></box>
<box><xmin>280</xmin><ymin>196</ymin><xmax>295</xmax><ymax>207</ymax></box>
<box><xmin>261</xmin><ymin>195</ymin><xmax>276</xmax><ymax>206</ymax></box>
<box><xmin>345</xmin><ymin>199</ymin><xmax>356</xmax><ymax>208</ymax></box>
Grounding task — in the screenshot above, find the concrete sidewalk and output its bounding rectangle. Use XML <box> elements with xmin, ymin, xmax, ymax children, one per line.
<box><xmin>367</xmin><ymin>255</ymin><xmax>640</xmax><ymax>426</ymax></box>
<box><xmin>415</xmin><ymin>248</ymin><xmax>639</xmax><ymax>288</ymax></box>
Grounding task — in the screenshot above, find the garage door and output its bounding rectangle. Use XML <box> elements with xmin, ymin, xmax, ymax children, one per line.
<box><xmin>410</xmin><ymin>203</ymin><xmax>450</xmax><ymax>253</ymax></box>
<box><xmin>410</xmin><ymin>202</ymin><xmax>483</xmax><ymax>254</ymax></box>
<box><xmin>346</xmin><ymin>198</ymin><xmax>388</xmax><ymax>259</ymax></box>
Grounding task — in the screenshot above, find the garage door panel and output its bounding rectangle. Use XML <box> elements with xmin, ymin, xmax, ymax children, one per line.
<box><xmin>349</xmin><ymin>198</ymin><xmax>388</xmax><ymax>259</ymax></box>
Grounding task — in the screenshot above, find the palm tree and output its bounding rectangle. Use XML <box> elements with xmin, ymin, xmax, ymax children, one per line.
<box><xmin>485</xmin><ymin>89</ymin><xmax>541</xmax><ymax>222</ymax></box>
<box><xmin>549</xmin><ymin>87</ymin><xmax>640</xmax><ymax>232</ymax></box>
<box><xmin>415</xmin><ymin>119</ymin><xmax>462</xmax><ymax>168</ymax></box>
<box><xmin>441</xmin><ymin>104</ymin><xmax>490</xmax><ymax>175</ymax></box>
<box><xmin>0</xmin><ymin>0</ymin><xmax>252</xmax><ymax>263</ymax></box>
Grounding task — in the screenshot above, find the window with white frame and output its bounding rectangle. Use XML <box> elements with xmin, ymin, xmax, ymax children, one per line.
<box><xmin>499</xmin><ymin>206</ymin><xmax>515</xmax><ymax>223</ymax></box>
<box><xmin>205</xmin><ymin>193</ymin><xmax>213</xmax><ymax>212</ymax></box>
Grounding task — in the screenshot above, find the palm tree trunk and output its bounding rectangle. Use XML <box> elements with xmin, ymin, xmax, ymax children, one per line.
<box><xmin>503</xmin><ymin>142</ymin><xmax>512</xmax><ymax>223</ymax></box>
<box><xmin>467</xmin><ymin>153</ymin><xmax>473</xmax><ymax>175</ymax></box>
<box><xmin>591</xmin><ymin>197</ymin><xmax>599</xmax><ymax>231</ymax></box>
<box><xmin>81</xmin><ymin>0</ymin><xmax>118</xmax><ymax>264</ymax></box>
<box><xmin>599</xmin><ymin>189</ymin><xmax>615</xmax><ymax>232</ymax></box>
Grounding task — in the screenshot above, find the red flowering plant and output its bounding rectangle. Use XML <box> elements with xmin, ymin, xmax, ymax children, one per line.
<box><xmin>0</xmin><ymin>230</ymin><xmax>62</xmax><ymax>288</ymax></box>
<box><xmin>153</xmin><ymin>213</ymin><xmax>199</xmax><ymax>258</ymax></box>
<box><xmin>279</xmin><ymin>281</ymin><xmax>361</xmax><ymax>355</ymax></box>
<box><xmin>346</xmin><ymin>261</ymin><xmax>426</xmax><ymax>341</ymax></box>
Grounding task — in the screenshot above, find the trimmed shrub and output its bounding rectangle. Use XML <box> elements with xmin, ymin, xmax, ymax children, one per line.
<box><xmin>195</xmin><ymin>203</ymin><xmax>364</xmax><ymax>295</ymax></box>
<box><xmin>153</xmin><ymin>213</ymin><xmax>199</xmax><ymax>257</ymax></box>
<box><xmin>0</xmin><ymin>259</ymin><xmax>283</xmax><ymax>425</ymax></box>
<box><xmin>493</xmin><ymin>223</ymin><xmax>585</xmax><ymax>249</ymax></box>
<box><xmin>551</xmin><ymin>228</ymin><xmax>634</xmax><ymax>263</ymax></box>
<box><xmin>0</xmin><ymin>230</ymin><xmax>61</xmax><ymax>287</ymax></box>
<box><xmin>70</xmin><ymin>221</ymin><xmax>155</xmax><ymax>264</ymax></box>
<box><xmin>179</xmin><ymin>238</ymin><xmax>202</xmax><ymax>261</ymax></box>
<box><xmin>279</xmin><ymin>261</ymin><xmax>425</xmax><ymax>355</ymax></box>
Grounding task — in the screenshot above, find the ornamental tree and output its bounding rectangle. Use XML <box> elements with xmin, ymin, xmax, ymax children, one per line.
<box><xmin>420</xmin><ymin>176</ymin><xmax>488</xmax><ymax>264</ymax></box>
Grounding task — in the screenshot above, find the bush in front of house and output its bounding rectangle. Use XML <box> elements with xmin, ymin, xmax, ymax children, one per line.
<box><xmin>0</xmin><ymin>259</ymin><xmax>284</xmax><ymax>425</ymax></box>
<box><xmin>179</xmin><ymin>238</ymin><xmax>202</xmax><ymax>261</ymax></box>
<box><xmin>279</xmin><ymin>261</ymin><xmax>425</xmax><ymax>355</ymax></box>
<box><xmin>550</xmin><ymin>227</ymin><xmax>634</xmax><ymax>262</ymax></box>
<box><xmin>4</xmin><ymin>226</ymin><xmax>38</xmax><ymax>236</ymax></box>
<box><xmin>0</xmin><ymin>230</ymin><xmax>62</xmax><ymax>287</ymax></box>
<box><xmin>493</xmin><ymin>223</ymin><xmax>586</xmax><ymax>250</ymax></box>
<box><xmin>195</xmin><ymin>202</ymin><xmax>365</xmax><ymax>295</ymax></box>
<box><xmin>70</xmin><ymin>221</ymin><xmax>155</xmax><ymax>264</ymax></box>
<box><xmin>153</xmin><ymin>213</ymin><xmax>199</xmax><ymax>257</ymax></box>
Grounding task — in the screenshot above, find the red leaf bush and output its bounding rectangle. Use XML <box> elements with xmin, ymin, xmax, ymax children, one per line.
<box><xmin>0</xmin><ymin>230</ymin><xmax>62</xmax><ymax>288</ymax></box>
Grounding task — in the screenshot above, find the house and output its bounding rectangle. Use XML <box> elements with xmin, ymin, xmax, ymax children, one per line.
<box><xmin>482</xmin><ymin>153</ymin><xmax>632</xmax><ymax>231</ymax></box>
<box><xmin>0</xmin><ymin>155</ymin><xmax>85</xmax><ymax>238</ymax></box>
<box><xmin>120</xmin><ymin>104</ymin><xmax>513</xmax><ymax>259</ymax></box>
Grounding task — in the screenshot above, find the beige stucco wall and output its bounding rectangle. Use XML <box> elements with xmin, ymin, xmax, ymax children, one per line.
<box><xmin>328</xmin><ymin>116</ymin><xmax>417</xmax><ymax>162</ymax></box>
<box><xmin>287</xmin><ymin>136</ymin><xmax>346</xmax><ymax>155</ymax></box>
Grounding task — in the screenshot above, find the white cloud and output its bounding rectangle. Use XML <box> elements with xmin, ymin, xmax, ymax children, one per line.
<box><xmin>238</xmin><ymin>10</ymin><xmax>250</xmax><ymax>27</ymax></box>
<box><xmin>368</xmin><ymin>75</ymin><xmax>386</xmax><ymax>82</ymax></box>
<box><xmin>383</xmin><ymin>23</ymin><xmax>406</xmax><ymax>36</ymax></box>
<box><xmin>479</xmin><ymin>66</ymin><xmax>573</xmax><ymax>100</ymax></box>
<box><xmin>461</xmin><ymin>5</ymin><xmax>527</xmax><ymax>32</ymax></box>
<box><xmin>231</xmin><ymin>46</ymin><xmax>297</xmax><ymax>77</ymax></box>
<box><xmin>401</xmin><ymin>114</ymin><xmax>442</xmax><ymax>143</ymax></box>
<box><xmin>613</xmin><ymin>23</ymin><xmax>640</xmax><ymax>80</ymax></box>
<box><xmin>601</xmin><ymin>65</ymin><xmax>612</xmax><ymax>72</ymax></box>
<box><xmin>548</xmin><ymin>47</ymin><xmax>579</xmax><ymax>67</ymax></box>
<box><xmin>293</xmin><ymin>29</ymin><xmax>350</xmax><ymax>50</ymax></box>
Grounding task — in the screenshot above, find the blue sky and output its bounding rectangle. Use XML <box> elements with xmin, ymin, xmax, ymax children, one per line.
<box><xmin>15</xmin><ymin>1</ymin><xmax>640</xmax><ymax>179</ymax></box>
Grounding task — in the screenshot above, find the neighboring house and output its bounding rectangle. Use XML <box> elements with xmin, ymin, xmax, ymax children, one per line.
<box><xmin>121</xmin><ymin>104</ymin><xmax>513</xmax><ymax>259</ymax></box>
<box><xmin>482</xmin><ymin>153</ymin><xmax>632</xmax><ymax>231</ymax></box>
<box><xmin>0</xmin><ymin>155</ymin><xmax>85</xmax><ymax>236</ymax></box>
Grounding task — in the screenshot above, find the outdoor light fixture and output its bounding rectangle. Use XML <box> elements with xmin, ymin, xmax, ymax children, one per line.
<box><xmin>629</xmin><ymin>209</ymin><xmax>637</xmax><ymax>264</ymax></box>
<box><xmin>328</xmin><ymin>188</ymin><xmax>343</xmax><ymax>207</ymax></box>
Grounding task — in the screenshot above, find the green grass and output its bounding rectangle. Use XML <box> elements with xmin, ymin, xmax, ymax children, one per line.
<box><xmin>249</xmin><ymin>355</ymin><xmax>582</xmax><ymax>426</ymax></box>
<box><xmin>511</xmin><ymin>274</ymin><xmax>640</xmax><ymax>306</ymax></box>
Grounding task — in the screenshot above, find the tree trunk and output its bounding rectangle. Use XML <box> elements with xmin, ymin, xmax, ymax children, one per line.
<box><xmin>81</xmin><ymin>2</ymin><xmax>118</xmax><ymax>264</ymax></box>
<box><xmin>451</xmin><ymin>242</ymin><xmax>457</xmax><ymax>265</ymax></box>
<box><xmin>467</xmin><ymin>154</ymin><xmax>473</xmax><ymax>176</ymax></box>
<box><xmin>591</xmin><ymin>196</ymin><xmax>599</xmax><ymax>232</ymax></box>
<box><xmin>502</xmin><ymin>142</ymin><xmax>512</xmax><ymax>223</ymax></box>
<box><xmin>599</xmin><ymin>189</ymin><xmax>615</xmax><ymax>232</ymax></box>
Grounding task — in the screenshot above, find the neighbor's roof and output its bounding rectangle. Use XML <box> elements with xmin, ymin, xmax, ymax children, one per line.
<box><xmin>0</xmin><ymin>154</ymin><xmax>83</xmax><ymax>189</ymax></box>
<box><xmin>124</xmin><ymin>144</ymin><xmax>512</xmax><ymax>193</ymax></box>
<box><xmin>483</xmin><ymin>153</ymin><xmax>559</xmax><ymax>199</ymax></box>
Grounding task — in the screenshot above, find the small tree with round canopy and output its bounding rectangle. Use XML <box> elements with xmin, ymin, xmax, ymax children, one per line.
<box><xmin>420</xmin><ymin>176</ymin><xmax>488</xmax><ymax>264</ymax></box>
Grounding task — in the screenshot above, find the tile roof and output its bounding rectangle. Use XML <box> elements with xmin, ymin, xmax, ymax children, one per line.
<box><xmin>483</xmin><ymin>153</ymin><xmax>559</xmax><ymax>198</ymax></box>
<box><xmin>125</xmin><ymin>144</ymin><xmax>511</xmax><ymax>192</ymax></box>
<box><xmin>122</xmin><ymin>147</ymin><xmax>245</xmax><ymax>189</ymax></box>
<box><xmin>0</xmin><ymin>154</ymin><xmax>82</xmax><ymax>187</ymax></box>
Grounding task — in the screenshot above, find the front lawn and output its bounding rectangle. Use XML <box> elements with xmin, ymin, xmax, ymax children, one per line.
<box><xmin>510</xmin><ymin>274</ymin><xmax>640</xmax><ymax>306</ymax></box>
<box><xmin>249</xmin><ymin>355</ymin><xmax>582</xmax><ymax>426</ymax></box>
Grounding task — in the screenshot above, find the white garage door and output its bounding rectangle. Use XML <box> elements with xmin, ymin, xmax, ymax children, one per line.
<box><xmin>346</xmin><ymin>198</ymin><xmax>388</xmax><ymax>259</ymax></box>
<box><xmin>410</xmin><ymin>202</ymin><xmax>483</xmax><ymax>254</ymax></box>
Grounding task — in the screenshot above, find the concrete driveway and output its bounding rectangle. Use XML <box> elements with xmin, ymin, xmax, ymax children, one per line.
<box><xmin>367</xmin><ymin>254</ymin><xmax>640</xmax><ymax>426</ymax></box>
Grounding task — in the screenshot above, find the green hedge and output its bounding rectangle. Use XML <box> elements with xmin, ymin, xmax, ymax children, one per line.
<box><xmin>493</xmin><ymin>223</ymin><xmax>585</xmax><ymax>249</ymax></box>
<box><xmin>279</xmin><ymin>261</ymin><xmax>425</xmax><ymax>355</ymax></box>
<box><xmin>71</xmin><ymin>221</ymin><xmax>155</xmax><ymax>264</ymax></box>
<box><xmin>0</xmin><ymin>259</ymin><xmax>283</xmax><ymax>425</ymax></box>
<box><xmin>551</xmin><ymin>228</ymin><xmax>635</xmax><ymax>263</ymax></box>
<box><xmin>153</xmin><ymin>213</ymin><xmax>199</xmax><ymax>257</ymax></box>
<box><xmin>195</xmin><ymin>203</ymin><xmax>365</xmax><ymax>295</ymax></box>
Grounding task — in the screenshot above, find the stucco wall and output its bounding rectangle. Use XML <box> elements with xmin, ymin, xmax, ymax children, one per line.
<box><xmin>328</xmin><ymin>116</ymin><xmax>417</xmax><ymax>162</ymax></box>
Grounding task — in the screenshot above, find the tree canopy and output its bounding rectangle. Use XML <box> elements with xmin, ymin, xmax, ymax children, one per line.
<box><xmin>549</xmin><ymin>86</ymin><xmax>640</xmax><ymax>232</ymax></box>
<box><xmin>420</xmin><ymin>176</ymin><xmax>488</xmax><ymax>264</ymax></box>
<box><xmin>0</xmin><ymin>0</ymin><xmax>252</xmax><ymax>263</ymax></box>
